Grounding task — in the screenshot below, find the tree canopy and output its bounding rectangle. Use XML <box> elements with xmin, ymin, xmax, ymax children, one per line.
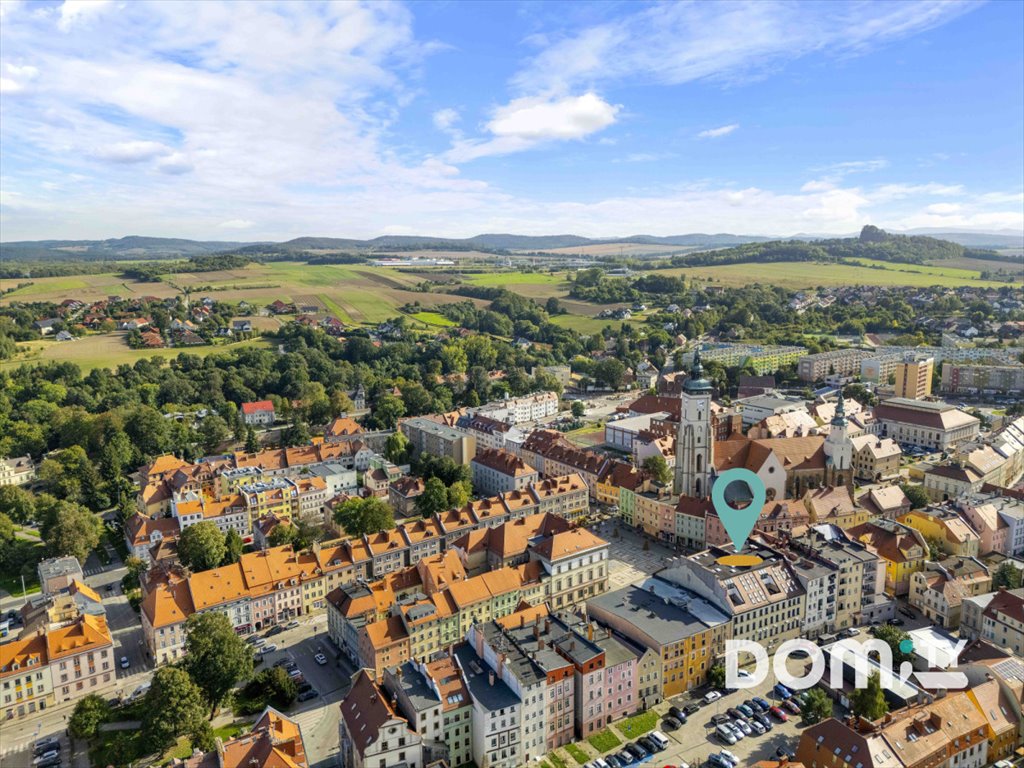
<box><xmin>177</xmin><ymin>522</ymin><xmax>227</xmax><ymax>573</ymax></box>
<box><xmin>181</xmin><ymin>612</ymin><xmax>253</xmax><ymax>717</ymax></box>
<box><xmin>333</xmin><ymin>496</ymin><xmax>394</xmax><ymax>536</ymax></box>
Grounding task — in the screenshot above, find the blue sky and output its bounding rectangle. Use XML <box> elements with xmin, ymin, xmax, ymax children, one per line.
<box><xmin>0</xmin><ymin>0</ymin><xmax>1021</xmax><ymax>240</ymax></box>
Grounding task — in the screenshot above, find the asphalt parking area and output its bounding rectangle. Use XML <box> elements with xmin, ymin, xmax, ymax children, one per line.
<box><xmin>606</xmin><ymin>657</ymin><xmax>839</xmax><ymax>768</ymax></box>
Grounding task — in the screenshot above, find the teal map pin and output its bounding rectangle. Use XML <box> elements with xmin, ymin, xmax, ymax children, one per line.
<box><xmin>711</xmin><ymin>468</ymin><xmax>767</xmax><ymax>552</ymax></box>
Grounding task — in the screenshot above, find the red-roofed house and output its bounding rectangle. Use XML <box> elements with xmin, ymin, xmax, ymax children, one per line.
<box><xmin>242</xmin><ymin>400</ymin><xmax>276</xmax><ymax>426</ymax></box>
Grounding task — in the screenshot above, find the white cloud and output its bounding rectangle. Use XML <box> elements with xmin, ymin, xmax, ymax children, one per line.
<box><xmin>446</xmin><ymin>93</ymin><xmax>619</xmax><ymax>162</ymax></box>
<box><xmin>697</xmin><ymin>124</ymin><xmax>738</xmax><ymax>139</ymax></box>
<box><xmin>433</xmin><ymin>108</ymin><xmax>460</xmax><ymax>132</ymax></box>
<box><xmin>924</xmin><ymin>203</ymin><xmax>961</xmax><ymax>215</ymax></box>
<box><xmin>0</xmin><ymin>0</ymin><xmax>1017</xmax><ymax>242</ymax></box>
<box><xmin>58</xmin><ymin>0</ymin><xmax>112</xmax><ymax>32</ymax></box>
<box><xmin>92</xmin><ymin>141</ymin><xmax>171</xmax><ymax>163</ymax></box>
<box><xmin>511</xmin><ymin>1</ymin><xmax>975</xmax><ymax>93</ymax></box>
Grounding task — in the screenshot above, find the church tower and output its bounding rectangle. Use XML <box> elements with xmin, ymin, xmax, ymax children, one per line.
<box><xmin>824</xmin><ymin>396</ymin><xmax>854</xmax><ymax>489</ymax></box>
<box><xmin>674</xmin><ymin>348</ymin><xmax>714</xmax><ymax>498</ymax></box>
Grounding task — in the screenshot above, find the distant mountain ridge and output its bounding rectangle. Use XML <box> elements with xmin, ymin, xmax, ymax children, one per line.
<box><xmin>1</xmin><ymin>228</ymin><xmax>1020</xmax><ymax>261</ymax></box>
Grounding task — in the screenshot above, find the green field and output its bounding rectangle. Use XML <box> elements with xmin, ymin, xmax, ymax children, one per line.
<box><xmin>1</xmin><ymin>334</ymin><xmax>273</xmax><ymax>372</ymax></box>
<box><xmin>466</xmin><ymin>272</ymin><xmax>567</xmax><ymax>286</ymax></box>
<box><xmin>410</xmin><ymin>311</ymin><xmax>456</xmax><ymax>327</ymax></box>
<box><xmin>663</xmin><ymin>259</ymin><xmax>1010</xmax><ymax>288</ymax></box>
<box><xmin>2</xmin><ymin>254</ymin><xmax>1010</xmax><ymax>373</ymax></box>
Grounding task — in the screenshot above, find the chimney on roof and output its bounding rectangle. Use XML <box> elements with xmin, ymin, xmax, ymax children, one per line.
<box><xmin>488</xmin><ymin>671</ymin><xmax>495</xmax><ymax>686</ymax></box>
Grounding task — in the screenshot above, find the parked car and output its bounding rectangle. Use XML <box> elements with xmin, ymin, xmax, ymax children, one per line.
<box><xmin>33</xmin><ymin>750</ymin><xmax>60</xmax><ymax>765</ymax></box>
<box><xmin>726</xmin><ymin>707</ymin><xmax>744</xmax><ymax>720</ymax></box>
<box><xmin>33</xmin><ymin>739</ymin><xmax>60</xmax><ymax>756</ymax></box>
<box><xmin>744</xmin><ymin>698</ymin><xmax>765</xmax><ymax>713</ymax></box>
<box><xmin>286</xmin><ymin>620</ymin><xmax>300</xmax><ymax>629</ymax></box>
<box><xmin>263</xmin><ymin>644</ymin><xmax>277</xmax><ymax>653</ymax></box>
<box><xmin>297</xmin><ymin>689</ymin><xmax>318</xmax><ymax>702</ymax></box>
<box><xmin>663</xmin><ymin>715</ymin><xmax>682</xmax><ymax>730</ymax></box>
<box><xmin>683</xmin><ymin>703</ymin><xmax>701</xmax><ymax>716</ymax></box>
<box><xmin>749</xmin><ymin>718</ymin><xmax>766</xmax><ymax>735</ymax></box>
<box><xmin>266</xmin><ymin>625</ymin><xmax>283</xmax><ymax>636</ymax></box>
<box><xmin>625</xmin><ymin>742</ymin><xmax>648</xmax><ymax>760</ymax></box>
<box><xmin>783</xmin><ymin>698</ymin><xmax>802</xmax><ymax>715</ymax></box>
<box><xmin>753</xmin><ymin>696</ymin><xmax>771</xmax><ymax>710</ymax></box>
<box><xmin>711</xmin><ymin>713</ymin><xmax>732</xmax><ymax>726</ymax></box>
<box><xmin>605</xmin><ymin>755</ymin><xmax>623</xmax><ymax>768</ymax></box>
<box><xmin>119</xmin><ymin>656</ymin><xmax>130</xmax><ymax>669</ymax></box>
<box><xmin>888</xmin><ymin>617</ymin><xmax>905</xmax><ymax>626</ymax></box>
<box><xmin>714</xmin><ymin>725</ymin><xmax>737</xmax><ymax>745</ymax></box>
<box><xmin>775</xmin><ymin>746</ymin><xmax>796</xmax><ymax>760</ymax></box>
<box><xmin>615</xmin><ymin>751</ymin><xmax>634</xmax><ymax>766</ymax></box>
<box><xmin>737</xmin><ymin>703</ymin><xmax>754</xmax><ymax>717</ymax></box>
<box><xmin>753</xmin><ymin>712</ymin><xmax>773</xmax><ymax>731</ymax></box>
<box><xmin>706</xmin><ymin>754</ymin><xmax>732</xmax><ymax>768</ymax></box>
<box><xmin>35</xmin><ymin>758</ymin><xmax>61</xmax><ymax>768</ymax></box>
<box><xmin>637</xmin><ymin>736</ymin><xmax>659</xmax><ymax>754</ymax></box>
<box><xmin>704</xmin><ymin>690</ymin><xmax>722</xmax><ymax>703</ymax></box>
<box><xmin>724</xmin><ymin>721</ymin><xmax>744</xmax><ymax>741</ymax></box>
<box><xmin>668</xmin><ymin>705</ymin><xmax>686</xmax><ymax>721</ymax></box>
<box><xmin>769</xmin><ymin>706</ymin><xmax>789</xmax><ymax>722</ymax></box>
<box><xmin>719</xmin><ymin>750</ymin><xmax>740</xmax><ymax>767</ymax></box>
<box><xmin>649</xmin><ymin>731</ymin><xmax>670</xmax><ymax>751</ymax></box>
<box><xmin>773</xmin><ymin>683</ymin><xmax>792</xmax><ymax>700</ymax></box>
<box><xmin>314</xmin><ymin>653</ymin><xmax>328</xmax><ymax>665</ymax></box>
<box><xmin>252</xmin><ymin>637</ymin><xmax>267</xmax><ymax>648</ymax></box>
<box><xmin>732</xmin><ymin>718</ymin><xmax>753</xmax><ymax>736</ymax></box>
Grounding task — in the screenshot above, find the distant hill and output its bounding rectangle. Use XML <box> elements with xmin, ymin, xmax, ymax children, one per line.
<box><xmin>0</xmin><ymin>236</ymin><xmax>261</xmax><ymax>261</ymax></box>
<box><xmin>2</xmin><ymin>227</ymin><xmax>1020</xmax><ymax>262</ymax></box>
<box><xmin>669</xmin><ymin>225</ymin><xmax>1010</xmax><ymax>268</ymax></box>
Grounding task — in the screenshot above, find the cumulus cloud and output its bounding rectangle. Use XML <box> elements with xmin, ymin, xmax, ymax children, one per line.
<box><xmin>218</xmin><ymin>219</ymin><xmax>255</xmax><ymax>229</ymax></box>
<box><xmin>446</xmin><ymin>92</ymin><xmax>619</xmax><ymax>162</ymax></box>
<box><xmin>433</xmin><ymin>108</ymin><xmax>460</xmax><ymax>132</ymax></box>
<box><xmin>697</xmin><ymin>124</ymin><xmax>738</xmax><ymax>139</ymax></box>
<box><xmin>58</xmin><ymin>0</ymin><xmax>113</xmax><ymax>32</ymax></box>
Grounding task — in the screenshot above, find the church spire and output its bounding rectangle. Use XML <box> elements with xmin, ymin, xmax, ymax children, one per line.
<box><xmin>683</xmin><ymin>347</ymin><xmax>713</xmax><ymax>395</ymax></box>
<box><xmin>831</xmin><ymin>393</ymin><xmax>847</xmax><ymax>427</ymax></box>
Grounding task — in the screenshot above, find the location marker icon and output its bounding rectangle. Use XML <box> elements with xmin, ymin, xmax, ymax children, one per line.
<box><xmin>711</xmin><ymin>468</ymin><xmax>767</xmax><ymax>553</ymax></box>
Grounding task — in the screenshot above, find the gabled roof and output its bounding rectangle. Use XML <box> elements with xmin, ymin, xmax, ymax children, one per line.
<box><xmin>242</xmin><ymin>400</ymin><xmax>275</xmax><ymax>415</ymax></box>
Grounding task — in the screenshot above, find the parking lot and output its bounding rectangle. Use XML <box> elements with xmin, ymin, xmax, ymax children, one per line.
<box><xmin>248</xmin><ymin>616</ymin><xmax>354</xmax><ymax>767</ymax></box>
<box><xmin>580</xmin><ymin>656</ymin><xmax>834</xmax><ymax>768</ymax></box>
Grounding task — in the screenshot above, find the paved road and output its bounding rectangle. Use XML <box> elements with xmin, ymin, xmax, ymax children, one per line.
<box><xmin>0</xmin><ymin>561</ymin><xmax>147</xmax><ymax>768</ymax></box>
<box><xmin>251</xmin><ymin>614</ymin><xmax>353</xmax><ymax>767</ymax></box>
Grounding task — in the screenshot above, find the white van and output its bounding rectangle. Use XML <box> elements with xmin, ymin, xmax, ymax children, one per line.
<box><xmin>649</xmin><ymin>731</ymin><xmax>670</xmax><ymax>750</ymax></box>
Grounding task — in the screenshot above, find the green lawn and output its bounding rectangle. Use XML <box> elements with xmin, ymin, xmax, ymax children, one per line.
<box><xmin>548</xmin><ymin>752</ymin><xmax>568</xmax><ymax>768</ymax></box>
<box><xmin>410</xmin><ymin>311</ymin><xmax>456</xmax><ymax>327</ymax></box>
<box><xmin>565</xmin><ymin>743</ymin><xmax>589</xmax><ymax>765</ymax></box>
<box><xmin>588</xmin><ymin>729</ymin><xmax>623</xmax><ymax>753</ymax></box>
<box><xmin>616</xmin><ymin>710</ymin><xmax>658</xmax><ymax>739</ymax></box>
